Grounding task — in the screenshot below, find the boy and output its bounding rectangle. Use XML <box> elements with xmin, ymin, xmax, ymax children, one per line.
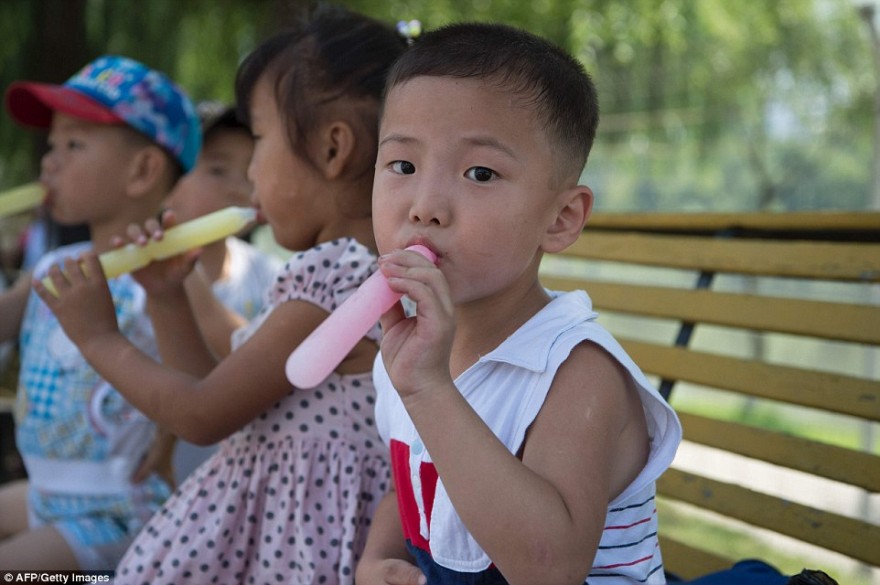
<box><xmin>0</xmin><ymin>55</ymin><xmax>200</xmax><ymax>570</ymax></box>
<box><xmin>358</xmin><ymin>23</ymin><xmax>682</xmax><ymax>585</ymax></box>
<box><xmin>163</xmin><ymin>102</ymin><xmax>280</xmax><ymax>355</ymax></box>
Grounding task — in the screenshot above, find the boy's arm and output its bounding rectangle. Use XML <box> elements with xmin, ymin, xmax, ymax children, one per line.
<box><xmin>131</xmin><ymin>427</ymin><xmax>177</xmax><ymax>488</ymax></box>
<box><xmin>399</xmin><ymin>344</ymin><xmax>647</xmax><ymax>585</ymax></box>
<box><xmin>356</xmin><ymin>480</ymin><xmax>426</xmax><ymax>585</ymax></box>
<box><xmin>144</xmin><ymin>282</ymin><xmax>218</xmax><ymax>378</ymax></box>
<box><xmin>0</xmin><ymin>272</ymin><xmax>31</xmax><ymax>343</ymax></box>
<box><xmin>182</xmin><ymin>267</ymin><xmax>247</xmax><ymax>359</ymax></box>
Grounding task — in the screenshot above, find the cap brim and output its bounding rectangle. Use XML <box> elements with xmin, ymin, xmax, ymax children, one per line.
<box><xmin>5</xmin><ymin>82</ymin><xmax>123</xmax><ymax>129</ymax></box>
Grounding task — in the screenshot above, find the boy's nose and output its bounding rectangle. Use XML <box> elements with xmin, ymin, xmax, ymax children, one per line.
<box><xmin>40</xmin><ymin>150</ymin><xmax>58</xmax><ymax>176</ymax></box>
<box><xmin>410</xmin><ymin>210</ymin><xmax>437</xmax><ymax>225</ymax></box>
<box><xmin>408</xmin><ymin>180</ymin><xmax>449</xmax><ymax>226</ymax></box>
<box><xmin>234</xmin><ymin>176</ymin><xmax>254</xmax><ymax>201</ymax></box>
<box><xmin>40</xmin><ymin>150</ymin><xmax>53</xmax><ymax>170</ymax></box>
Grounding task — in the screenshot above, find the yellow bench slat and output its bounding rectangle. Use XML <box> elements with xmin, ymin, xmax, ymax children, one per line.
<box><xmin>539</xmin><ymin>277</ymin><xmax>880</xmax><ymax>345</ymax></box>
<box><xmin>677</xmin><ymin>412</ymin><xmax>880</xmax><ymax>492</ymax></box>
<box><xmin>657</xmin><ymin>469</ymin><xmax>880</xmax><ymax>566</ymax></box>
<box><xmin>618</xmin><ymin>340</ymin><xmax>880</xmax><ymax>422</ymax></box>
<box><xmin>560</xmin><ymin>232</ymin><xmax>880</xmax><ymax>282</ymax></box>
<box><xmin>588</xmin><ymin>211</ymin><xmax>880</xmax><ymax>233</ymax></box>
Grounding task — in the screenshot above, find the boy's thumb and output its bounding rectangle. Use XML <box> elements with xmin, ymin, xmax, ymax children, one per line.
<box><xmin>385</xmin><ymin>559</ymin><xmax>427</xmax><ymax>585</ymax></box>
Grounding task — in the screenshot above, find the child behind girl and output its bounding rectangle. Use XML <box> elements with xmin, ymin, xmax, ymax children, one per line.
<box><xmin>170</xmin><ymin>102</ymin><xmax>281</xmax><ymax>333</ymax></box>
<box><xmin>36</xmin><ymin>6</ymin><xmax>407</xmax><ymax>584</ymax></box>
<box><xmin>357</xmin><ymin>23</ymin><xmax>682</xmax><ymax>585</ymax></box>
<box><xmin>162</xmin><ymin>102</ymin><xmax>283</xmax><ymax>483</ymax></box>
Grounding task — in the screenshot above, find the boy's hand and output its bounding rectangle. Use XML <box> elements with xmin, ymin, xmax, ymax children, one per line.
<box><xmin>34</xmin><ymin>252</ymin><xmax>120</xmax><ymax>349</ymax></box>
<box><xmin>377</xmin><ymin>248</ymin><xmax>455</xmax><ymax>398</ymax></box>
<box><xmin>132</xmin><ymin>429</ymin><xmax>177</xmax><ymax>488</ymax></box>
<box><xmin>118</xmin><ymin>210</ymin><xmax>201</xmax><ymax>297</ymax></box>
<box><xmin>355</xmin><ymin>558</ymin><xmax>426</xmax><ymax>585</ymax></box>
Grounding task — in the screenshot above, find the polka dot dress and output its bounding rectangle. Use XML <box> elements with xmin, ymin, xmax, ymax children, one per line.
<box><xmin>116</xmin><ymin>239</ymin><xmax>391</xmax><ymax>585</ymax></box>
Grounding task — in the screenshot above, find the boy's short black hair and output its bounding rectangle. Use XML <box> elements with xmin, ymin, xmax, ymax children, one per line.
<box><xmin>197</xmin><ymin>101</ymin><xmax>249</xmax><ymax>144</ymax></box>
<box><xmin>384</xmin><ymin>22</ymin><xmax>599</xmax><ymax>183</ymax></box>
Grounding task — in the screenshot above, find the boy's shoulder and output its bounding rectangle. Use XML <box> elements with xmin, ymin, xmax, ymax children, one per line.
<box><xmin>32</xmin><ymin>241</ymin><xmax>93</xmax><ymax>276</ymax></box>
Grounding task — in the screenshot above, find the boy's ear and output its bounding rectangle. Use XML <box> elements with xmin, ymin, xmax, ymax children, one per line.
<box><xmin>320</xmin><ymin>120</ymin><xmax>356</xmax><ymax>180</ymax></box>
<box><xmin>542</xmin><ymin>185</ymin><xmax>593</xmax><ymax>253</ymax></box>
<box><xmin>125</xmin><ymin>145</ymin><xmax>170</xmax><ymax>198</ymax></box>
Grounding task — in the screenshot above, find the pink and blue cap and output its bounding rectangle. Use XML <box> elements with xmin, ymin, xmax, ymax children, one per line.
<box><xmin>4</xmin><ymin>55</ymin><xmax>201</xmax><ymax>172</ymax></box>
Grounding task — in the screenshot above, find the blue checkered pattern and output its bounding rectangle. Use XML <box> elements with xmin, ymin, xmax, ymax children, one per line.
<box><xmin>15</xmin><ymin>243</ymin><xmax>169</xmax><ymax>568</ymax></box>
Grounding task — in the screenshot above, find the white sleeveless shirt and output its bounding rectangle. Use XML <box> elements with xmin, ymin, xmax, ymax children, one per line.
<box><xmin>374</xmin><ymin>290</ymin><xmax>682</xmax><ymax>584</ymax></box>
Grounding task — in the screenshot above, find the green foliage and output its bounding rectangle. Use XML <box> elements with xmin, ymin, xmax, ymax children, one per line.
<box><xmin>0</xmin><ymin>0</ymin><xmax>875</xmax><ymax>211</ymax></box>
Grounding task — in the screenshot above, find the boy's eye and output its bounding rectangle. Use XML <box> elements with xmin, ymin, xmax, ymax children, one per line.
<box><xmin>465</xmin><ymin>166</ymin><xmax>496</xmax><ymax>182</ymax></box>
<box><xmin>391</xmin><ymin>160</ymin><xmax>416</xmax><ymax>175</ymax></box>
<box><xmin>207</xmin><ymin>165</ymin><xmax>227</xmax><ymax>178</ymax></box>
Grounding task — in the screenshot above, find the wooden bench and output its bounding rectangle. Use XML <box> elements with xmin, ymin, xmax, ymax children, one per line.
<box><xmin>540</xmin><ymin>211</ymin><xmax>880</xmax><ymax>583</ymax></box>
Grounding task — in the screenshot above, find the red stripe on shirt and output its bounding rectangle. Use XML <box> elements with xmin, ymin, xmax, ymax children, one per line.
<box><xmin>390</xmin><ymin>439</ymin><xmax>439</xmax><ymax>553</ymax></box>
<box><xmin>604</xmin><ymin>509</ymin><xmax>656</xmax><ymax>530</ymax></box>
<box><xmin>595</xmin><ymin>553</ymin><xmax>655</xmax><ymax>570</ymax></box>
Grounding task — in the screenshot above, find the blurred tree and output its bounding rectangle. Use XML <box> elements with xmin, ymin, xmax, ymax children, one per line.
<box><xmin>0</xmin><ymin>0</ymin><xmax>874</xmax><ymax>211</ymax></box>
<box><xmin>0</xmin><ymin>0</ymin><xmax>89</xmax><ymax>177</ymax></box>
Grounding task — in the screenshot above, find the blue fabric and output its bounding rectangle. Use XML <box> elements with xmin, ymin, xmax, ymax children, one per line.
<box><xmin>668</xmin><ymin>559</ymin><xmax>788</xmax><ymax>585</ymax></box>
<box><xmin>406</xmin><ymin>542</ymin><xmax>509</xmax><ymax>584</ymax></box>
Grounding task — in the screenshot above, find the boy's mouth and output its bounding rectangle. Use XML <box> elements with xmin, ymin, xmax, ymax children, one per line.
<box><xmin>406</xmin><ymin>238</ymin><xmax>440</xmax><ymax>260</ymax></box>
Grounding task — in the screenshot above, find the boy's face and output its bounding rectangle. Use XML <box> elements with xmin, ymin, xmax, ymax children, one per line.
<box><xmin>164</xmin><ymin>128</ymin><xmax>254</xmax><ymax>222</ymax></box>
<box><xmin>373</xmin><ymin>76</ymin><xmax>567</xmax><ymax>305</ymax></box>
<box><xmin>41</xmin><ymin>113</ymin><xmax>143</xmax><ymax>226</ymax></box>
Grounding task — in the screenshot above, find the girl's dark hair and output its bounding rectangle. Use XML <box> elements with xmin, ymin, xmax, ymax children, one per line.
<box><xmin>385</xmin><ymin>22</ymin><xmax>599</xmax><ymax>181</ymax></box>
<box><xmin>235</xmin><ymin>4</ymin><xmax>406</xmax><ymax>175</ymax></box>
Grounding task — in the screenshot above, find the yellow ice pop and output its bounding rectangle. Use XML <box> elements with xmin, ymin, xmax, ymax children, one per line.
<box><xmin>0</xmin><ymin>182</ymin><xmax>45</xmax><ymax>218</ymax></box>
<box><xmin>42</xmin><ymin>206</ymin><xmax>257</xmax><ymax>295</ymax></box>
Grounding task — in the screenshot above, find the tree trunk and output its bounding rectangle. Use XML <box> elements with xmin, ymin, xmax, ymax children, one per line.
<box><xmin>22</xmin><ymin>0</ymin><xmax>89</xmax><ymax>168</ymax></box>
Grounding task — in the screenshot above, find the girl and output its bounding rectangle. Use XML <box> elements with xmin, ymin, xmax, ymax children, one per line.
<box><xmin>162</xmin><ymin>102</ymin><xmax>282</xmax><ymax>483</ymax></box>
<box><xmin>36</xmin><ymin>6</ymin><xmax>407</xmax><ymax>583</ymax></box>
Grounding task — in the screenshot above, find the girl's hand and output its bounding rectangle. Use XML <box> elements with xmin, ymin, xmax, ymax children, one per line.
<box><xmin>377</xmin><ymin>248</ymin><xmax>455</xmax><ymax>398</ymax></box>
<box><xmin>355</xmin><ymin>558</ymin><xmax>426</xmax><ymax>585</ymax></box>
<box><xmin>33</xmin><ymin>252</ymin><xmax>119</xmax><ymax>350</ymax></box>
<box><xmin>118</xmin><ymin>210</ymin><xmax>201</xmax><ymax>297</ymax></box>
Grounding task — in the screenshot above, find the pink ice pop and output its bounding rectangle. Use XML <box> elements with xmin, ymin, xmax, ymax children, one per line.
<box><xmin>285</xmin><ymin>244</ymin><xmax>437</xmax><ymax>389</ymax></box>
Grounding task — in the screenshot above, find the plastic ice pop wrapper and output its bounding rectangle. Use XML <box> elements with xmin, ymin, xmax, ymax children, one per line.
<box><xmin>285</xmin><ymin>244</ymin><xmax>437</xmax><ymax>389</ymax></box>
<box><xmin>0</xmin><ymin>182</ymin><xmax>45</xmax><ymax>219</ymax></box>
<box><xmin>42</xmin><ymin>206</ymin><xmax>256</xmax><ymax>296</ymax></box>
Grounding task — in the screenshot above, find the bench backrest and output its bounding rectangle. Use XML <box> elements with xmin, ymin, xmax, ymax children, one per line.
<box><xmin>541</xmin><ymin>211</ymin><xmax>880</xmax><ymax>581</ymax></box>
